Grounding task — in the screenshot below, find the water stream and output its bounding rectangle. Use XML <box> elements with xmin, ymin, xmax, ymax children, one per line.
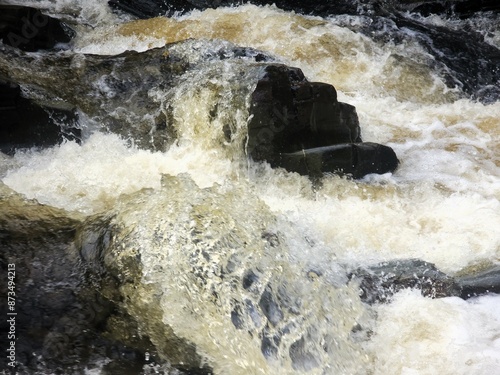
<box><xmin>1</xmin><ymin>1</ymin><xmax>499</xmax><ymax>374</ymax></box>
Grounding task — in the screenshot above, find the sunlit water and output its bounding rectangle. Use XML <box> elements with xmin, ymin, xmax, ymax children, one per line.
<box><xmin>1</xmin><ymin>2</ymin><xmax>500</xmax><ymax>374</ymax></box>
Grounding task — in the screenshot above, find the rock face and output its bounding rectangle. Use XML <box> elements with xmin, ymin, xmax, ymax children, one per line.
<box><xmin>0</xmin><ymin>39</ymin><xmax>267</xmax><ymax>151</ymax></box>
<box><xmin>0</xmin><ymin>81</ymin><xmax>81</xmax><ymax>155</ymax></box>
<box><xmin>349</xmin><ymin>259</ymin><xmax>462</xmax><ymax>304</ymax></box>
<box><xmin>0</xmin><ymin>5</ymin><xmax>74</xmax><ymax>52</ymax></box>
<box><xmin>0</xmin><ymin>184</ymin><xmax>97</xmax><ymax>372</ymax></box>
<box><xmin>0</xmin><ymin>183</ymin><xmax>176</xmax><ymax>373</ymax></box>
<box><xmin>247</xmin><ymin>64</ymin><xmax>398</xmax><ymax>177</ymax></box>
<box><xmin>0</xmin><ymin>7</ymin><xmax>79</xmax><ymax>155</ymax></box>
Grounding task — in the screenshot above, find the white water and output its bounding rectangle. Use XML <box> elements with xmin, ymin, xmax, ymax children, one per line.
<box><xmin>2</xmin><ymin>3</ymin><xmax>500</xmax><ymax>374</ymax></box>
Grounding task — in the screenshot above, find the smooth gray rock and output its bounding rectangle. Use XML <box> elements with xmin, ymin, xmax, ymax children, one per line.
<box><xmin>349</xmin><ymin>259</ymin><xmax>462</xmax><ymax>304</ymax></box>
<box><xmin>457</xmin><ymin>265</ymin><xmax>500</xmax><ymax>299</ymax></box>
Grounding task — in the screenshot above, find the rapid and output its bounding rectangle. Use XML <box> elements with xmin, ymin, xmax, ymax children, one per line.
<box><xmin>1</xmin><ymin>1</ymin><xmax>499</xmax><ymax>374</ymax></box>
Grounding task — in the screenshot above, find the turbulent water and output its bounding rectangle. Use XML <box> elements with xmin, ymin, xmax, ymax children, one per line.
<box><xmin>1</xmin><ymin>1</ymin><xmax>500</xmax><ymax>374</ymax></box>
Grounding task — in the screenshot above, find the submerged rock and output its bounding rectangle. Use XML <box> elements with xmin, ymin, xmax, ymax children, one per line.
<box><xmin>0</xmin><ymin>183</ymin><xmax>174</xmax><ymax>373</ymax></box>
<box><xmin>349</xmin><ymin>259</ymin><xmax>462</xmax><ymax>304</ymax></box>
<box><xmin>80</xmin><ymin>173</ymin><xmax>371</xmax><ymax>374</ymax></box>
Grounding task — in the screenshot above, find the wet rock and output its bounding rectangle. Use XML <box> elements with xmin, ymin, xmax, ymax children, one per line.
<box><xmin>385</xmin><ymin>15</ymin><xmax>500</xmax><ymax>103</ymax></box>
<box><xmin>78</xmin><ymin>215</ymin><xmax>209</xmax><ymax>373</ymax></box>
<box><xmin>248</xmin><ymin>64</ymin><xmax>398</xmax><ymax>177</ymax></box>
<box><xmin>1</xmin><ymin>39</ymin><xmax>397</xmax><ymax>178</ymax></box>
<box><xmin>277</xmin><ymin>142</ymin><xmax>399</xmax><ymax>179</ymax></box>
<box><xmin>398</xmin><ymin>0</ymin><xmax>500</xmax><ymax>18</ymax></box>
<box><xmin>0</xmin><ymin>5</ymin><xmax>74</xmax><ymax>52</ymax></box>
<box><xmin>349</xmin><ymin>259</ymin><xmax>462</xmax><ymax>304</ymax></box>
<box><xmin>108</xmin><ymin>0</ymin><xmax>499</xmax><ymax>20</ymax></box>
<box><xmin>247</xmin><ymin>65</ymin><xmax>361</xmax><ymax>162</ymax></box>
<box><xmin>0</xmin><ymin>80</ymin><xmax>81</xmax><ymax>155</ymax></box>
<box><xmin>109</xmin><ymin>0</ymin><xmax>225</xmax><ymax>18</ymax></box>
<box><xmin>456</xmin><ymin>265</ymin><xmax>500</xmax><ymax>299</ymax></box>
<box><xmin>0</xmin><ymin>39</ymin><xmax>271</xmax><ymax>151</ymax></box>
<box><xmin>329</xmin><ymin>5</ymin><xmax>500</xmax><ymax>103</ymax></box>
<box><xmin>110</xmin><ymin>1</ymin><xmax>500</xmax><ymax>103</ymax></box>
<box><xmin>108</xmin><ymin>0</ymin><xmax>360</xmax><ymax>19</ymax></box>
<box><xmin>0</xmin><ymin>183</ymin><xmax>172</xmax><ymax>373</ymax></box>
<box><xmin>0</xmin><ymin>184</ymin><xmax>96</xmax><ymax>371</ymax></box>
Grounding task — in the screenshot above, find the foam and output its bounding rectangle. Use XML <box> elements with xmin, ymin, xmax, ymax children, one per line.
<box><xmin>369</xmin><ymin>290</ymin><xmax>500</xmax><ymax>374</ymax></box>
<box><xmin>1</xmin><ymin>4</ymin><xmax>500</xmax><ymax>374</ymax></box>
<box><xmin>2</xmin><ymin>133</ymin><xmax>233</xmax><ymax>214</ymax></box>
<box><xmin>250</xmin><ymin>164</ymin><xmax>500</xmax><ymax>274</ymax></box>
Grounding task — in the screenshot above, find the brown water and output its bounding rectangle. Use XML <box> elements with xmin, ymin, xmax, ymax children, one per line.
<box><xmin>1</xmin><ymin>3</ymin><xmax>500</xmax><ymax>374</ymax></box>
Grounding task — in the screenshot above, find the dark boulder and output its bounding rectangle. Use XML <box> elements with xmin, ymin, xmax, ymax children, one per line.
<box><xmin>349</xmin><ymin>259</ymin><xmax>462</xmax><ymax>304</ymax></box>
<box><xmin>248</xmin><ymin>64</ymin><xmax>398</xmax><ymax>177</ymax></box>
<box><xmin>0</xmin><ymin>81</ymin><xmax>81</xmax><ymax>155</ymax></box>
<box><xmin>248</xmin><ymin>65</ymin><xmax>361</xmax><ymax>161</ymax></box>
<box><xmin>0</xmin><ymin>5</ymin><xmax>74</xmax><ymax>52</ymax></box>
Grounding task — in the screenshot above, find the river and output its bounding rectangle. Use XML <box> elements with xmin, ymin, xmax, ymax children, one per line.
<box><xmin>1</xmin><ymin>1</ymin><xmax>499</xmax><ymax>374</ymax></box>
